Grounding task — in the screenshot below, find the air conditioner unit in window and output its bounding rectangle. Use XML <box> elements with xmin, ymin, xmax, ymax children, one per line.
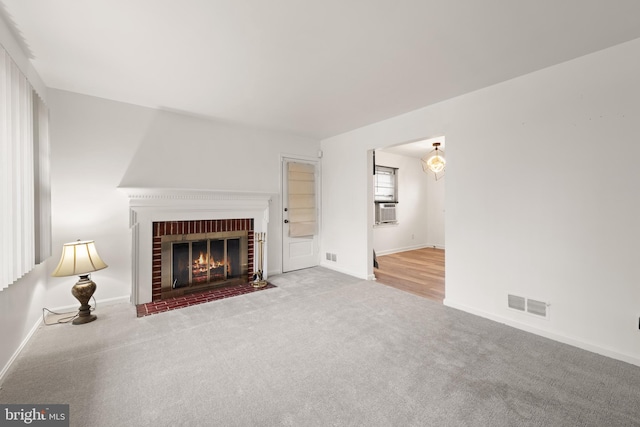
<box><xmin>375</xmin><ymin>203</ymin><xmax>397</xmax><ymax>224</ymax></box>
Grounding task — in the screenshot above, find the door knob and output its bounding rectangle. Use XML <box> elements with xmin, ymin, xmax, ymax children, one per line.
<box><xmin>284</xmin><ymin>219</ymin><xmax>289</xmax><ymax>223</ymax></box>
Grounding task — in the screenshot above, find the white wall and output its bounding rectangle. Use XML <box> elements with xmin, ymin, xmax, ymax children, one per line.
<box><xmin>320</xmin><ymin>137</ymin><xmax>372</xmax><ymax>278</ymax></box>
<box><xmin>321</xmin><ymin>38</ymin><xmax>640</xmax><ymax>365</ymax></box>
<box><xmin>425</xmin><ymin>167</ymin><xmax>445</xmax><ymax>248</ymax></box>
<box><xmin>45</xmin><ymin>90</ymin><xmax>320</xmax><ymax>310</ymax></box>
<box><xmin>46</xmin><ymin>90</ymin><xmax>154</xmax><ymax>309</ymax></box>
<box><xmin>372</xmin><ymin>150</ymin><xmax>432</xmax><ymax>255</ymax></box>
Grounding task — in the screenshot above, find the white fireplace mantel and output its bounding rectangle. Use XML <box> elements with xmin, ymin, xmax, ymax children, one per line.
<box><xmin>122</xmin><ymin>188</ymin><xmax>272</xmax><ymax>304</ymax></box>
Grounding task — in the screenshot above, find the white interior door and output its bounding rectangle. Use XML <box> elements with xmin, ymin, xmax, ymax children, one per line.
<box><xmin>282</xmin><ymin>158</ymin><xmax>319</xmax><ymax>272</ymax></box>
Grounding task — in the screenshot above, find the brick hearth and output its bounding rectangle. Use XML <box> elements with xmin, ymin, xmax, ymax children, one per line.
<box><xmin>136</xmin><ymin>282</ymin><xmax>276</xmax><ymax>317</ymax></box>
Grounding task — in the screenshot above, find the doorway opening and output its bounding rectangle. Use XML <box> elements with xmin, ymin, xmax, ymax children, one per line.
<box><xmin>368</xmin><ymin>136</ymin><xmax>446</xmax><ymax>303</ymax></box>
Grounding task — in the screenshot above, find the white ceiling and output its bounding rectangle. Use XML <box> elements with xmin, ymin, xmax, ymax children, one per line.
<box><xmin>2</xmin><ymin>0</ymin><xmax>640</xmax><ymax>140</ymax></box>
<box><xmin>381</xmin><ymin>136</ymin><xmax>444</xmax><ymax>159</ymax></box>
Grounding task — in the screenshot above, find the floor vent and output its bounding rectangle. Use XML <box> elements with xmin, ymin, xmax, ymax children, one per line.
<box><xmin>508</xmin><ymin>294</ymin><xmax>549</xmax><ymax>318</ymax></box>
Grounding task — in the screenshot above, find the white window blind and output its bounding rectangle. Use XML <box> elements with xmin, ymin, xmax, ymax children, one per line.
<box><xmin>374</xmin><ymin>165</ymin><xmax>398</xmax><ymax>202</ymax></box>
<box><xmin>34</xmin><ymin>92</ymin><xmax>51</xmax><ymax>264</ymax></box>
<box><xmin>287</xmin><ymin>162</ymin><xmax>317</xmax><ymax>237</ymax></box>
<box><xmin>0</xmin><ymin>44</ymin><xmax>48</xmax><ymax>290</ymax></box>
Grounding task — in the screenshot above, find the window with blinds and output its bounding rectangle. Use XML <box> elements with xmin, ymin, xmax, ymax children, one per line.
<box><xmin>0</xmin><ymin>45</ymin><xmax>51</xmax><ymax>290</ymax></box>
<box><xmin>287</xmin><ymin>162</ymin><xmax>317</xmax><ymax>237</ymax></box>
<box><xmin>374</xmin><ymin>165</ymin><xmax>398</xmax><ymax>203</ymax></box>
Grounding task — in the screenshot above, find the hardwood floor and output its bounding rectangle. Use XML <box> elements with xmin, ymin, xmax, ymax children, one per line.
<box><xmin>374</xmin><ymin>247</ymin><xmax>445</xmax><ymax>303</ymax></box>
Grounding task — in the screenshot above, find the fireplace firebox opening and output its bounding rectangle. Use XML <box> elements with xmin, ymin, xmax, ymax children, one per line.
<box><xmin>156</xmin><ymin>221</ymin><xmax>252</xmax><ymax>300</ymax></box>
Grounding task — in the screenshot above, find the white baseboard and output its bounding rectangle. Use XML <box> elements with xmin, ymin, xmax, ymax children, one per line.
<box><xmin>375</xmin><ymin>243</ymin><xmax>444</xmax><ymax>256</ymax></box>
<box><xmin>0</xmin><ymin>316</ymin><xmax>41</xmax><ymax>384</ymax></box>
<box><xmin>96</xmin><ymin>295</ymin><xmax>131</xmax><ymax>306</ymax></box>
<box><xmin>319</xmin><ymin>261</ymin><xmax>369</xmax><ymax>280</ymax></box>
<box><xmin>50</xmin><ymin>294</ymin><xmax>131</xmax><ymax>312</ymax></box>
<box><xmin>443</xmin><ymin>298</ymin><xmax>640</xmax><ymax>368</ymax></box>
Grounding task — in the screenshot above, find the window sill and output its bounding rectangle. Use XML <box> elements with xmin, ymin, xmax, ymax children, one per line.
<box><xmin>374</xmin><ymin>222</ymin><xmax>399</xmax><ymax>228</ymax></box>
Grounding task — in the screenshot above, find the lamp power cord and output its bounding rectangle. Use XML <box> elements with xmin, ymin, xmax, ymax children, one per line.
<box><xmin>42</xmin><ymin>296</ymin><xmax>98</xmax><ymax>326</ymax></box>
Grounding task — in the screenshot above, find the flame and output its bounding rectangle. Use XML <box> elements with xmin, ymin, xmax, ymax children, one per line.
<box><xmin>207</xmin><ymin>256</ymin><xmax>224</xmax><ymax>269</ymax></box>
<box><xmin>181</xmin><ymin>243</ymin><xmax>239</xmax><ymax>283</ymax></box>
<box><xmin>193</xmin><ymin>252</ymin><xmax>211</xmax><ymax>276</ymax></box>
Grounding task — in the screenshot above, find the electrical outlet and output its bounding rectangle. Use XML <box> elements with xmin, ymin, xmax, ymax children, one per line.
<box><xmin>331</xmin><ymin>253</ymin><xmax>337</xmax><ymax>262</ymax></box>
<box><xmin>326</xmin><ymin>252</ymin><xmax>331</xmax><ymax>261</ymax></box>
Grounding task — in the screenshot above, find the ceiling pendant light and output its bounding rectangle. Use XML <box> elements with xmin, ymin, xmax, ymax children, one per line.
<box><xmin>421</xmin><ymin>142</ymin><xmax>445</xmax><ymax>180</ymax></box>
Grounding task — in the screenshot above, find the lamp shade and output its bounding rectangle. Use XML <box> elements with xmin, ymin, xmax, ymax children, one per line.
<box><xmin>52</xmin><ymin>240</ymin><xmax>108</xmax><ymax>277</ymax></box>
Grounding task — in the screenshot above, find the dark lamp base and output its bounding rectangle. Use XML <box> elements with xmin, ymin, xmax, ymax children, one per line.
<box><xmin>73</xmin><ymin>313</ymin><xmax>97</xmax><ymax>325</ymax></box>
<box><xmin>71</xmin><ymin>275</ymin><xmax>98</xmax><ymax>326</ymax></box>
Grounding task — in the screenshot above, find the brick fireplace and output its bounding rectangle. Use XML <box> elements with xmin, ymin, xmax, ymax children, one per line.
<box><xmin>152</xmin><ymin>219</ymin><xmax>253</xmax><ymax>301</ymax></box>
<box><xmin>124</xmin><ymin>188</ymin><xmax>272</xmax><ymax>305</ymax></box>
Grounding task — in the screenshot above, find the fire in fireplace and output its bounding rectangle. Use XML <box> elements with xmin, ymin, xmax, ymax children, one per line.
<box><xmin>161</xmin><ymin>230</ymin><xmax>248</xmax><ymax>299</ymax></box>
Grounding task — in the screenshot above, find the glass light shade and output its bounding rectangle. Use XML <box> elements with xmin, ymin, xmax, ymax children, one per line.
<box><xmin>52</xmin><ymin>240</ymin><xmax>108</xmax><ymax>277</ymax></box>
<box><xmin>426</xmin><ymin>154</ymin><xmax>446</xmax><ymax>173</ymax></box>
<box><xmin>421</xmin><ymin>148</ymin><xmax>446</xmax><ymax>177</ymax></box>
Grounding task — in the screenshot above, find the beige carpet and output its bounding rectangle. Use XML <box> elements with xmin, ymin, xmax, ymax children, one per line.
<box><xmin>1</xmin><ymin>267</ymin><xmax>639</xmax><ymax>426</ymax></box>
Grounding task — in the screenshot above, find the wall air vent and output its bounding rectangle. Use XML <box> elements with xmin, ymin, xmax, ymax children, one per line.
<box><xmin>527</xmin><ymin>299</ymin><xmax>548</xmax><ymax>317</ymax></box>
<box><xmin>508</xmin><ymin>294</ymin><xmax>549</xmax><ymax>319</ymax></box>
<box><xmin>508</xmin><ymin>294</ymin><xmax>526</xmax><ymax>311</ymax></box>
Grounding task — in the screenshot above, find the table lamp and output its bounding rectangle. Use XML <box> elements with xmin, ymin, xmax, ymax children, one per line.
<box><xmin>51</xmin><ymin>240</ymin><xmax>108</xmax><ymax>325</ymax></box>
